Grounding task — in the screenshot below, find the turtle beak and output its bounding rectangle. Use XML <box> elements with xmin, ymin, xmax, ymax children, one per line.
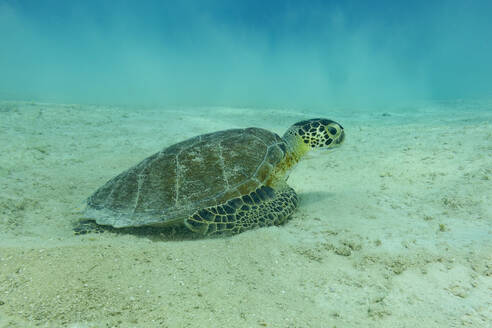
<box><xmin>336</xmin><ymin>130</ymin><xmax>345</xmax><ymax>145</ymax></box>
<box><xmin>333</xmin><ymin>130</ymin><xmax>345</xmax><ymax>147</ymax></box>
<box><xmin>319</xmin><ymin>129</ymin><xmax>344</xmax><ymax>153</ymax></box>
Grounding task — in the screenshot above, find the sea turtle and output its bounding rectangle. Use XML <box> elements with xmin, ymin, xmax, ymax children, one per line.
<box><xmin>77</xmin><ymin>118</ymin><xmax>345</xmax><ymax>235</ymax></box>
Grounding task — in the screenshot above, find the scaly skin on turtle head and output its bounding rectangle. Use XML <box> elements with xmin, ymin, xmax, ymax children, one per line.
<box><xmin>284</xmin><ymin>118</ymin><xmax>344</xmax><ymax>156</ymax></box>
<box><xmin>268</xmin><ymin>118</ymin><xmax>345</xmax><ymax>186</ymax></box>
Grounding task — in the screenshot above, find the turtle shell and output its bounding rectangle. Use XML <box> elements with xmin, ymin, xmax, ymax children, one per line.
<box><xmin>84</xmin><ymin>127</ymin><xmax>287</xmax><ymax>228</ymax></box>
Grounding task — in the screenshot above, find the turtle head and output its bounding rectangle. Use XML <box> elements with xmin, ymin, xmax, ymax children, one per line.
<box><xmin>283</xmin><ymin>118</ymin><xmax>345</xmax><ymax>158</ymax></box>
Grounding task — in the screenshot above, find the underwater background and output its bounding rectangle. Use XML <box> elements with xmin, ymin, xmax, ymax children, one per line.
<box><xmin>0</xmin><ymin>1</ymin><xmax>491</xmax><ymax>327</ymax></box>
<box><xmin>1</xmin><ymin>0</ymin><xmax>491</xmax><ymax>108</ymax></box>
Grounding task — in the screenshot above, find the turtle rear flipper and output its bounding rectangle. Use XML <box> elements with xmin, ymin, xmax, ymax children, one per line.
<box><xmin>73</xmin><ymin>219</ymin><xmax>113</xmax><ymax>235</ymax></box>
<box><xmin>184</xmin><ymin>185</ymin><xmax>298</xmax><ymax>235</ymax></box>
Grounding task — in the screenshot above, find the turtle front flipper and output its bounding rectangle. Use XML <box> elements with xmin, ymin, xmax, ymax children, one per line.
<box><xmin>184</xmin><ymin>185</ymin><xmax>298</xmax><ymax>235</ymax></box>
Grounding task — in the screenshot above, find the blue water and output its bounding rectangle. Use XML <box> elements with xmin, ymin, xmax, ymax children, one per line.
<box><xmin>1</xmin><ymin>3</ymin><xmax>492</xmax><ymax>326</ymax></box>
<box><xmin>1</xmin><ymin>0</ymin><xmax>491</xmax><ymax>108</ymax></box>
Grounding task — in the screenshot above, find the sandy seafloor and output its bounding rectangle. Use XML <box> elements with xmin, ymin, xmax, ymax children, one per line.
<box><xmin>0</xmin><ymin>100</ymin><xmax>490</xmax><ymax>328</ymax></box>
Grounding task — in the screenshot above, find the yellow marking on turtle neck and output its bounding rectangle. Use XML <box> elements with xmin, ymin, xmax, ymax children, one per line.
<box><xmin>267</xmin><ymin>137</ymin><xmax>310</xmax><ymax>186</ymax></box>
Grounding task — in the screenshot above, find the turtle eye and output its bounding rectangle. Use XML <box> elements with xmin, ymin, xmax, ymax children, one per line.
<box><xmin>328</xmin><ymin>127</ymin><xmax>337</xmax><ymax>135</ymax></box>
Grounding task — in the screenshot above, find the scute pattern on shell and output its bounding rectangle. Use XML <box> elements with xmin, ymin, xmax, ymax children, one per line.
<box><xmin>84</xmin><ymin>127</ymin><xmax>286</xmax><ymax>228</ymax></box>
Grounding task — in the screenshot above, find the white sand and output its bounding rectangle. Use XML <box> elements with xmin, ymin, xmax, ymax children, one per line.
<box><xmin>0</xmin><ymin>100</ymin><xmax>490</xmax><ymax>327</ymax></box>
